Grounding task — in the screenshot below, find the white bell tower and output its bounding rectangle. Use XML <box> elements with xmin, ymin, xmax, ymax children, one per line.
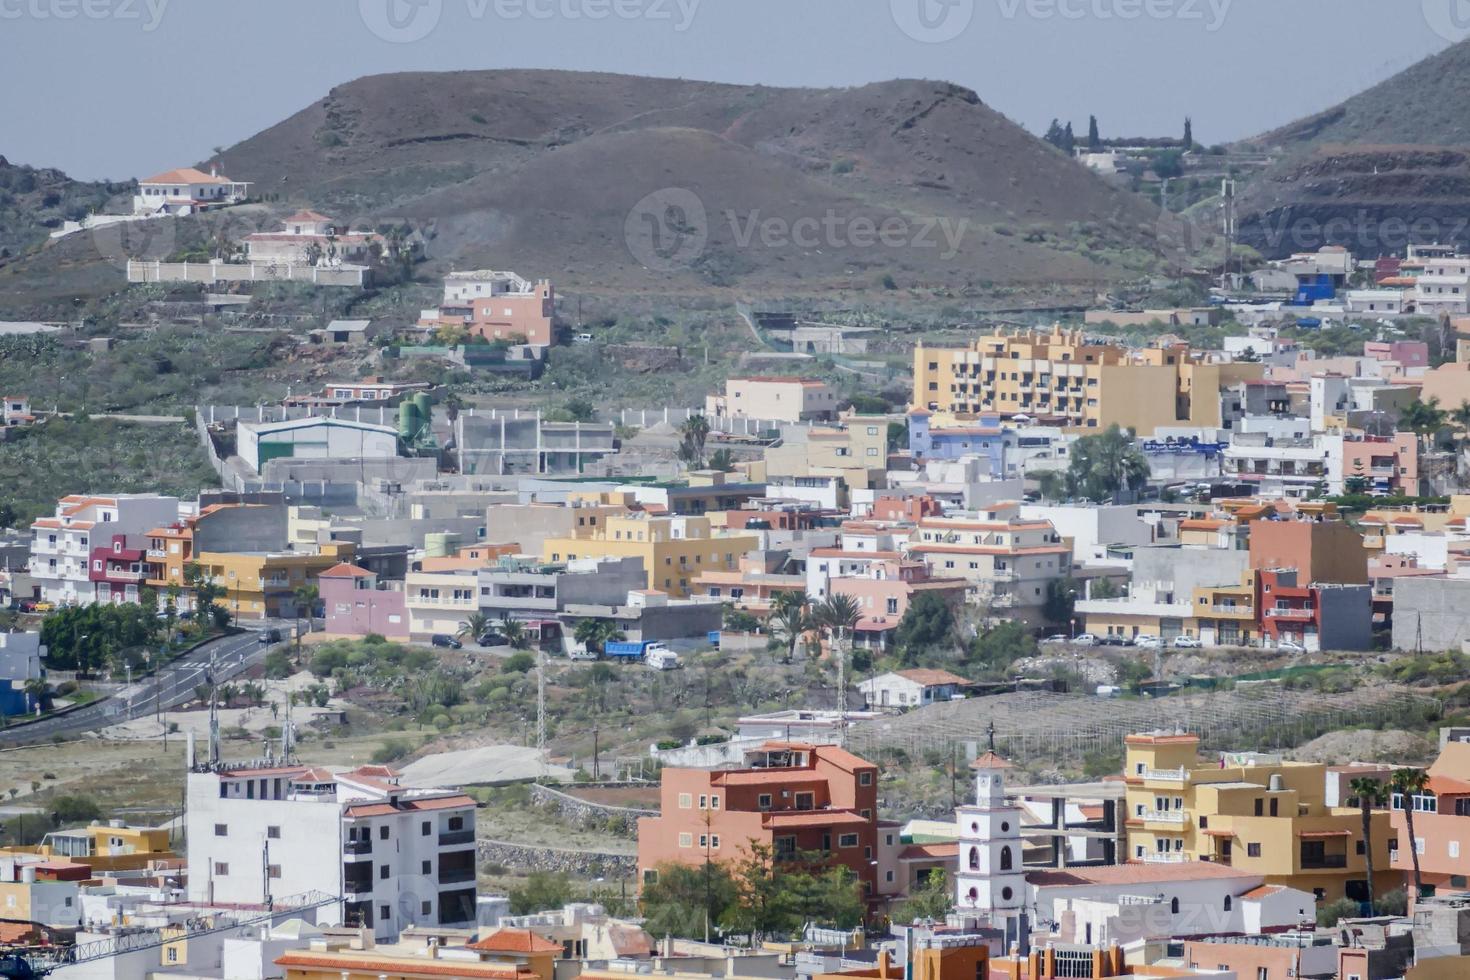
<box><xmin>954</xmin><ymin>744</ymin><xmax>1027</xmax><ymax>916</ymax></box>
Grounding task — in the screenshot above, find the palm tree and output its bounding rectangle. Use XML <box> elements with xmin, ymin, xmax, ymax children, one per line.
<box><xmin>813</xmin><ymin>593</ymin><xmax>863</xmax><ymax>742</ymax></box>
<box><xmin>1451</xmin><ymin>401</ymin><xmax>1470</xmax><ymax>479</ymax></box>
<box><xmin>458</xmin><ymin>611</ymin><xmax>492</xmax><ymax>644</ymax></box>
<box><xmin>499</xmin><ymin>616</ymin><xmax>530</xmax><ymax>650</ymax></box>
<box><xmin>1391</xmin><ymin>767</ymin><xmax>1431</xmax><ymax>899</ymax></box>
<box><xmin>1399</xmin><ymin>398</ymin><xmax>1448</xmax><ymax>492</ymax></box>
<box><xmin>573</xmin><ymin>619</ymin><xmax>625</xmax><ymax>655</ymax></box>
<box><xmin>1349</xmin><ymin>776</ymin><xmax>1384</xmax><ymax>913</ymax></box>
<box><xmin>1035</xmin><ymin>470</ymin><xmax>1066</xmax><ymax>503</ymax></box>
<box><xmin>768</xmin><ymin>592</ymin><xmax>811</xmax><ymax>664</ymax></box>
<box><xmin>678</xmin><ymin>414</ymin><xmax>712</xmax><ymax>469</ymax></box>
<box><xmin>708</xmin><ymin>448</ymin><xmax>737</xmax><ymax>473</ymax></box>
<box><xmin>22</xmin><ymin>678</ymin><xmax>46</xmax><ymax>713</ymax></box>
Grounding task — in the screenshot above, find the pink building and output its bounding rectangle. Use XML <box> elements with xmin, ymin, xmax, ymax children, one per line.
<box><xmin>1339</xmin><ymin>433</ymin><xmax>1418</xmax><ymax>496</ymax></box>
<box><xmin>321</xmin><ymin>564</ymin><xmax>410</xmax><ymax>640</ymax></box>
<box><xmin>419</xmin><ymin>271</ymin><xmax>555</xmax><ymax>346</ymax></box>
<box><xmin>1364</xmin><ymin>340</ymin><xmax>1430</xmax><ymax>370</ymax></box>
<box><xmin>89</xmin><ymin>534</ymin><xmax>146</xmax><ymax>605</ymax></box>
<box><xmin>830</xmin><ymin>557</ymin><xmax>967</xmax><ymax>650</ymax></box>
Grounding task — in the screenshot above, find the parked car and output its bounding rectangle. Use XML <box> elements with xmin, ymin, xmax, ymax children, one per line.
<box><xmin>1040</xmin><ymin>634</ymin><xmax>1070</xmax><ymax>645</ymax></box>
<box><xmin>1133</xmin><ymin>635</ymin><xmax>1161</xmax><ymax>648</ymax></box>
<box><xmin>1072</xmin><ymin>633</ymin><xmax>1099</xmax><ymax>646</ymax></box>
<box><xmin>430</xmin><ymin>634</ymin><xmax>462</xmax><ymax>649</ymax></box>
<box><xmin>476</xmin><ymin>632</ymin><xmax>507</xmax><ymax>647</ymax></box>
<box><xmin>1172</xmin><ymin>635</ymin><xmax>1202</xmax><ymax>648</ymax></box>
<box><xmin>257</xmin><ymin>628</ymin><xmax>283</xmax><ymax>645</ymax></box>
<box><xmin>1276</xmin><ymin>639</ymin><xmax>1306</xmax><ymax>654</ymax></box>
<box><xmin>32</xmin><ymin>601</ymin><xmax>54</xmax><ymax>613</ymax></box>
<box><xmin>1097</xmin><ymin>634</ymin><xmax>1128</xmax><ymax>647</ymax></box>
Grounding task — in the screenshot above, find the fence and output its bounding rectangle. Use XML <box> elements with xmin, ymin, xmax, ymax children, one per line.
<box><xmin>617</xmin><ymin>407</ymin><xmax>809</xmax><ymax>435</ymax></box>
<box><xmin>128</xmin><ymin>259</ymin><xmax>368</xmax><ymax>287</ymax></box>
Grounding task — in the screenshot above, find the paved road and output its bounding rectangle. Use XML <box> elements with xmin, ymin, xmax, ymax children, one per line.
<box><xmin>0</xmin><ymin>629</ymin><xmax>269</xmax><ymax>745</ymax></box>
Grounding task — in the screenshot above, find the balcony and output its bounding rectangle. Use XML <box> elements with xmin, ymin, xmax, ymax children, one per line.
<box><xmin>437</xmin><ymin>867</ymin><xmax>476</xmax><ymax>885</ymax></box>
<box><xmin>146</xmin><ymin>549</ymin><xmax>167</xmax><ymax>559</ymax></box>
<box><xmin>412</xmin><ymin>596</ymin><xmax>477</xmax><ymax>608</ymax></box>
<box><xmin>1139</xmin><ymin>852</ymin><xmax>1188</xmax><ymax>864</ymax></box>
<box><xmin>438</xmin><ymin>830</ymin><xmax>475</xmax><ymax>847</ymax></box>
<box><xmin>1300</xmin><ymin>854</ymin><xmax>1348</xmax><ymax>870</ymax></box>
<box><xmin>1139</xmin><ymin>767</ymin><xmax>1188</xmax><ymax>782</ymax></box>
<box><xmin>1266</xmin><ymin>607</ymin><xmax>1315</xmax><ymax>620</ymax></box>
<box><xmin>1138</xmin><ymin>809</ymin><xmax>1189</xmax><ymax>825</ymax></box>
<box><xmin>1209</xmin><ymin>604</ymin><xmax>1255</xmax><ymax>618</ymax></box>
<box><xmin>344</xmin><ymin>839</ymin><xmax>373</xmax><ymax>856</ymax></box>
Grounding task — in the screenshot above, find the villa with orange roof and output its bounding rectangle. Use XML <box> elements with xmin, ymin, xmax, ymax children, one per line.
<box><xmin>133</xmin><ymin>166</ymin><xmax>250</xmax><ymax>216</ymax></box>
<box><xmin>29</xmin><ymin>493</ymin><xmax>180</xmax><ymax>606</ymax></box>
<box><xmin>188</xmin><ymin>759</ymin><xmax>478</xmax><ymax>940</ymax></box>
<box><xmin>637</xmin><ymin>742</ymin><xmax>887</xmax><ymax>903</ymax></box>
<box><xmin>2</xmin><ymin>395</ymin><xmax>33</xmax><ymax>428</ymax></box>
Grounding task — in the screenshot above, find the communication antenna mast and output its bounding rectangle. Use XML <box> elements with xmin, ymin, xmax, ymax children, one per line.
<box><xmin>1220</xmin><ymin>178</ymin><xmax>1237</xmax><ymax>288</ymax></box>
<box><xmin>536</xmin><ymin>648</ymin><xmax>547</xmax><ymax>773</ymax></box>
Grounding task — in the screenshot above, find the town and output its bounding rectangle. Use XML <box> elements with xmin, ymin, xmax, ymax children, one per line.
<box><xmin>6</xmin><ymin>5</ymin><xmax>1470</xmax><ymax>980</ymax></box>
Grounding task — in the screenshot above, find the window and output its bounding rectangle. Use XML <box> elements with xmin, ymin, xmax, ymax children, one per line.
<box><xmin>422</xmin><ymin>821</ymin><xmax>431</xmax><ymax>836</ymax></box>
<box><xmin>1224</xmin><ymin>895</ymin><xmax>1232</xmax><ymax>911</ymax></box>
<box><xmin>268</xmin><ymin>865</ymin><xmax>281</xmax><ymax>879</ymax></box>
<box><xmin>710</xmin><ymin>795</ymin><xmax>720</xmax><ymax>810</ymax></box>
<box><xmin>678</xmin><ymin>833</ymin><xmax>693</xmax><ymax>847</ymax></box>
<box><xmin>267</xmin><ymin>826</ymin><xmax>280</xmax><ymax>839</ymax></box>
<box><xmin>838</xmin><ymin>833</ymin><xmax>859</xmax><ymax>848</ymax></box>
<box><xmin>643</xmin><ymin>869</ymin><xmax>659</xmax><ymax>885</ymax></box>
<box><xmin>699</xmin><ymin>795</ymin><xmax>708</xmax><ymax>809</ymax></box>
<box><xmin>447</xmin><ymin>816</ymin><xmax>464</xmax><ymax>831</ymax></box>
<box><xmin>711</xmin><ymin>835</ymin><xmax>721</xmax><ymax>849</ymax></box>
<box><xmin>999</xmin><ymin>846</ymin><xmax>1013</xmax><ymax>870</ymax></box>
<box><xmin>380</xmin><ymin>905</ymin><xmax>391</xmax><ymax>922</ymax></box>
<box><xmin>678</xmin><ymin>793</ymin><xmax>692</xmax><ymax>809</ymax></box>
<box><xmin>422</xmin><ymin>901</ymin><xmax>433</xmax><ymax>915</ymax></box>
<box><xmin>859</xmin><ymin>771</ymin><xmax>873</xmax><ymax>786</ymax></box>
<box><xmin>379</xmin><ymin>825</ymin><xmax>389</xmax><ymax>840</ymax></box>
<box><xmin>214</xmin><ymin>862</ymin><xmax>229</xmax><ymax>876</ymax></box>
<box><xmin>422</xmin><ymin>860</ymin><xmax>431</xmax><ymax>874</ymax></box>
<box><xmin>1254</xmin><ymin>798</ymin><xmax>1263</xmax><ymax>816</ymax></box>
<box><xmin>1269</xmin><ymin>798</ymin><xmax>1278</xmax><ymax>817</ymax></box>
<box><xmin>214</xmin><ymin>824</ymin><xmax>228</xmax><ymax>837</ymax></box>
<box><xmin>1247</xmin><ymin>843</ymin><xmax>1262</xmax><ymax>857</ymax></box>
<box><xmin>758</xmin><ymin>794</ymin><xmax>772</xmax><ymax>810</ymax></box>
<box><xmin>380</xmin><ymin>864</ymin><xmax>390</xmax><ymax>879</ymax></box>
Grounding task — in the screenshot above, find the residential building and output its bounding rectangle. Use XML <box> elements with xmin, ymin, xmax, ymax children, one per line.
<box><xmin>2</xmin><ymin>395</ymin><xmax>33</xmax><ymax>427</ymax></box>
<box><xmin>704</xmin><ymin>377</ymin><xmax>838</xmax><ymax>423</ymax></box>
<box><xmin>1221</xmin><ymin>418</ymin><xmax>1329</xmax><ymax>498</ymax></box>
<box><xmin>275</xmin><ymin>931</ymin><xmax>543</xmax><ymax>980</ymax></box>
<box><xmin>637</xmin><ymin>742</ymin><xmax>881</xmax><ymax>900</ymax></box>
<box><xmin>829</xmin><ymin>557</ymin><xmax>968</xmax><ymax>649</ymax></box>
<box><xmin>759</xmin><ymin>418</ymin><xmax>891</xmax><ymax>490</ymax></box>
<box><xmin>806</xmin><ymin>522</ymin><xmax>911</xmax><ymax>600</ymax></box>
<box><xmin>1249</xmin><ymin>517</ymin><xmax>1368</xmax><ymax>585</ymax></box>
<box><xmin>0</xmin><ymin>632</ymin><xmax>42</xmax><ymax>716</ymax></box>
<box><xmin>1387</xmin><ymin>740</ymin><xmax>1470</xmax><ymax>895</ymax></box>
<box><xmin>405</xmin><ymin>568</ymin><xmax>480</xmax><ymax>638</ymax></box>
<box><xmin>286</xmin><ymin>379</ymin><xmax>429</xmax><ymax>407</ymax></box>
<box><xmin>308</xmin><ymin>319</ymin><xmax>381</xmax><ymax>346</ymax></box>
<box><xmin>1256</xmin><ymin>569</ymin><xmax>1373</xmax><ymax>652</ymax></box>
<box><xmin>30</xmin><ymin>494</ymin><xmax>181</xmax><ymax>606</ymax></box>
<box><xmin>186</xmin><ymin>761</ymin><xmax>478</xmax><ymax>940</ymax></box>
<box><xmin>1122</xmin><ymin>731</ymin><xmax>1395</xmax><ymax>905</ymax></box>
<box><xmin>1339</xmin><ymin>433</ymin><xmax>1419</xmax><ymax>496</ymax></box>
<box><xmin>1017</xmin><ymin>503</ymin><xmax>1159</xmax><ymax>567</ymax></box>
<box><xmin>692</xmin><ymin>552</ymin><xmax>806</xmax><ymax>618</ymax></box>
<box><xmin>560</xmin><ymin>588</ymin><xmax>722</xmax><ymax>648</ymax></box>
<box><xmin>1414</xmin><ymin>255</ymin><xmax>1470</xmax><ymax>316</ymax></box>
<box><xmin>477</xmin><ymin>555</ymin><xmax>646</xmax><ymax>620</ymax></box>
<box><xmin>133</xmin><ymin>166</ymin><xmax>250</xmax><ymax>216</ymax></box>
<box><xmin>907</xmin><ymin>508</ymin><xmax>1070</xmax><ymax>626</ymax></box>
<box><xmin>144</xmin><ymin>502</ymin><xmax>292</xmax><ymax>602</ymax></box>
<box><xmin>89</xmin><ymin>533</ymin><xmax>148</xmax><ymax>606</ymax></box>
<box><xmin>3</xmin><ymin>822</ymin><xmax>175</xmax><ymax>873</ymax></box>
<box><xmin>542</xmin><ymin>513</ymin><xmax>758</xmax><ymax>598</ymax></box>
<box><xmin>243</xmin><ymin>211</ymin><xmax>384</xmax><ymax>266</ymax></box>
<box><xmin>419</xmin><ymin>271</ymin><xmax>555</xmax><ymax>347</ymax></box>
<box><xmin>912</xmin><ymin>328</ymin><xmax>1261</xmax><ymax>434</ymax></box>
<box><xmin>858</xmin><ymin>669</ymin><xmax>971</xmax><ymax>710</ymax></box>
<box><xmin>1078</xmin><ymin>546</ymin><xmax>1250</xmax><ymax>644</ymax></box>
<box><xmin>321</xmin><ymin>563</ymin><xmax>411</xmax><ymax>640</ymax></box>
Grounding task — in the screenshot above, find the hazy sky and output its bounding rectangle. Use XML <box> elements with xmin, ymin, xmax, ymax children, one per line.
<box><xmin>0</xmin><ymin>0</ymin><xmax>1460</xmax><ymax>180</ymax></box>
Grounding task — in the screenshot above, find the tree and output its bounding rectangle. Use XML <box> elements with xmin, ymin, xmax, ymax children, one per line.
<box><xmin>1035</xmin><ymin>470</ymin><xmax>1067</xmax><ymax>502</ymax></box>
<box><xmin>1391</xmin><ymin>767</ymin><xmax>1430</xmax><ymax>898</ymax></box>
<box><xmin>642</xmin><ymin>861</ymin><xmax>737</xmax><ymax>940</ymax></box>
<box><xmin>768</xmin><ymin>592</ymin><xmax>810</xmax><ymax>664</ymax></box>
<box><xmin>1183</xmin><ymin>116</ymin><xmax>1194</xmax><ymax>149</ymax></box>
<box><xmin>458</xmin><ymin>611</ymin><xmax>491</xmax><ymax>644</ymax></box>
<box><xmin>1087</xmin><ymin>115</ymin><xmax>1101</xmax><ymax>151</ymax></box>
<box><xmin>1042</xmin><ymin>119</ymin><xmax>1066</xmax><ymax>149</ymax></box>
<box><xmin>508</xmin><ymin>871</ymin><xmax>573</xmax><ymax>915</ymax></box>
<box><xmin>563</xmin><ymin>397</ymin><xmax>597</xmax><ymax>423</ymax></box>
<box><xmin>1090</xmin><ymin>577</ymin><xmax>1120</xmax><ymax>600</ymax></box>
<box><xmin>901</xmin><ymin>870</ymin><xmax>954</xmax><ymax>924</ymax></box>
<box><xmin>893</xmin><ymin>592</ymin><xmax>956</xmax><ymax>663</ymax></box>
<box><xmin>1399</xmin><ymin>397</ymin><xmax>1447</xmax><ymax>456</ymax></box>
<box><xmin>1349</xmin><ymin>776</ymin><xmax>1385</xmax><ymax>914</ymax></box>
<box><xmin>499</xmin><ymin>615</ymin><xmax>531</xmax><ymax>650</ymax></box>
<box><xmin>678</xmin><ymin>415</ymin><xmax>712</xmax><ymax>469</ymax></box>
<box><xmin>184</xmin><ymin>563</ymin><xmax>225</xmax><ymax>627</ymax></box>
<box><xmin>1152</xmin><ymin>149</ymin><xmax>1184</xmax><ymax>179</ymax></box>
<box><xmin>1043</xmin><ymin>577</ymin><xmax>1079</xmax><ymax>628</ymax></box>
<box><xmin>1065</xmin><ymin>425</ymin><xmax>1150</xmax><ymax>503</ymax></box>
<box><xmin>1345</xmin><ymin>457</ymin><xmax>1371</xmax><ymax>496</ymax></box>
<box><xmin>1061</xmin><ymin>122</ymin><xmax>1075</xmax><ymax>155</ymax></box>
<box><xmin>573</xmin><ymin>618</ymin><xmax>625</xmax><ymax>655</ymax></box>
<box><xmin>708</xmin><ymin>448</ymin><xmax>737</xmax><ymax>473</ymax></box>
<box><xmin>969</xmin><ymin>622</ymin><xmax>1037</xmax><ymax>674</ymax></box>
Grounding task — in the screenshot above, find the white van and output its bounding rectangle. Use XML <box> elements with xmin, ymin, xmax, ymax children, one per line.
<box><xmin>645</xmin><ymin>645</ymin><xmax>681</xmax><ymax>670</ymax></box>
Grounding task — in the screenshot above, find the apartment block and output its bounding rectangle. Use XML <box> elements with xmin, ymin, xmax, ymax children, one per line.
<box><xmin>419</xmin><ymin>270</ymin><xmax>555</xmax><ymax>346</ymax></box>
<box><xmin>186</xmin><ymin>762</ymin><xmax>477</xmax><ymax>940</ymax></box>
<box><xmin>637</xmin><ymin>742</ymin><xmax>881</xmax><ymax>900</ymax></box>
<box><xmin>704</xmin><ymin>377</ymin><xmax>838</xmax><ymax>423</ymax></box>
<box><xmin>1123</xmin><ymin>732</ymin><xmax>1393</xmax><ymax>905</ymax></box>
<box><xmin>30</xmin><ymin>494</ymin><xmax>181</xmax><ymax>606</ymax></box>
<box><xmin>321</xmin><ymin>563</ymin><xmax>411</xmax><ymax>640</ymax></box>
<box><xmin>907</xmin><ymin>508</ymin><xmax>1070</xmax><ymax>626</ymax></box>
<box><xmin>1388</xmin><ymin>740</ymin><xmax>1470</xmax><ymax>895</ymax></box>
<box><xmin>542</xmin><ymin>513</ymin><xmax>757</xmax><ymax>598</ymax></box>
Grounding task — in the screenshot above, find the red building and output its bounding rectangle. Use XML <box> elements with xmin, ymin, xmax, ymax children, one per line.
<box><xmin>89</xmin><ymin>534</ymin><xmax>146</xmax><ymax>605</ymax></box>
<box><xmin>1257</xmin><ymin>569</ymin><xmax>1373</xmax><ymax>652</ymax></box>
<box><xmin>637</xmin><ymin>742</ymin><xmax>880</xmax><ymax>899</ymax></box>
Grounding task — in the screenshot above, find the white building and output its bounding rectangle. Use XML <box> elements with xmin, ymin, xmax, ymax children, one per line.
<box><xmin>1018</xmin><ymin>504</ymin><xmax>1156</xmax><ymax>567</ymax></box>
<box><xmin>440</xmin><ymin>270</ymin><xmax>540</xmax><ymax>306</ymax></box>
<box><xmin>28</xmin><ymin>494</ymin><xmax>180</xmax><ymax>606</ymax></box>
<box><xmin>0</xmin><ymin>632</ymin><xmax>43</xmax><ymax>682</ymax></box>
<box><xmin>2</xmin><ymin>395</ymin><xmax>33</xmax><ymax>427</ymax></box>
<box><xmin>133</xmin><ymin>167</ymin><xmax>251</xmax><ymax>216</ymax></box>
<box><xmin>1221</xmin><ymin>419</ymin><xmax>1337</xmax><ymax>498</ymax></box>
<box><xmin>858</xmin><ymin>669</ymin><xmax>970</xmax><ymax>710</ymax></box>
<box><xmin>1342</xmin><ymin>289</ymin><xmax>1407</xmax><ymax>315</ymax></box>
<box><xmin>243</xmin><ymin>211</ymin><xmax>383</xmax><ymax>266</ymax></box>
<box><xmin>236</xmin><ymin>417</ymin><xmax>402</xmax><ymax>474</ymax></box>
<box><xmin>1414</xmin><ymin>256</ymin><xmax>1470</xmax><ymax>316</ymax></box>
<box><xmin>185</xmin><ymin>759</ymin><xmax>477</xmax><ymax>941</ymax></box>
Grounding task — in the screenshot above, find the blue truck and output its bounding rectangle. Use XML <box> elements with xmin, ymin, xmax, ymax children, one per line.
<box><xmin>604</xmin><ymin>639</ymin><xmax>663</xmax><ymax>661</ymax></box>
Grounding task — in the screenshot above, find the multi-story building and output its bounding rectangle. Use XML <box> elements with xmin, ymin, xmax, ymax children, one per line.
<box><xmin>1249</xmin><ymin>516</ymin><xmax>1368</xmax><ymax>585</ymax></box>
<box><xmin>637</xmin><ymin>742</ymin><xmax>882</xmax><ymax>901</ymax></box>
<box><xmin>418</xmin><ymin>271</ymin><xmax>555</xmax><ymax>346</ymax></box>
<box><xmin>692</xmin><ymin>553</ymin><xmax>807</xmax><ymax>618</ymax></box>
<box><xmin>1122</xmin><ymin>731</ymin><xmax>1394</xmax><ymax>905</ymax></box>
<box><xmin>143</xmin><ymin>503</ymin><xmax>292</xmax><ymax>604</ymax></box>
<box><xmin>478</xmin><ymin>556</ymin><xmax>646</xmax><ymax>621</ymax></box>
<box><xmin>542</xmin><ymin>513</ymin><xmax>757</xmax><ymax>598</ymax></box>
<box><xmin>1414</xmin><ymin>255</ymin><xmax>1470</xmax><ymax>316</ymax></box>
<box><xmin>242</xmin><ymin>211</ymin><xmax>384</xmax><ymax>266</ymax></box>
<box><xmin>89</xmin><ymin>533</ymin><xmax>148</xmax><ymax>606</ymax></box>
<box><xmin>1256</xmin><ymin>569</ymin><xmax>1373</xmax><ymax>651</ymax></box>
<box><xmin>2</xmin><ymin>821</ymin><xmax>175</xmax><ymax>873</ymax></box>
<box><xmin>704</xmin><ymin>377</ymin><xmax>838</xmax><ymax>423</ymax></box>
<box><xmin>1338</xmin><ymin>433</ymin><xmax>1419</xmax><ymax>496</ymax></box>
<box><xmin>907</xmin><ymin>508</ymin><xmax>1070</xmax><ymax>626</ymax></box>
<box><xmin>182</xmin><ymin>543</ymin><xmax>356</xmax><ymax>621</ymax></box>
<box><xmin>912</xmin><ymin>328</ymin><xmax>1261</xmax><ymax>435</ymax></box>
<box><xmin>2</xmin><ymin>395</ymin><xmax>33</xmax><ymax>428</ymax></box>
<box><xmin>758</xmin><ymin>418</ymin><xmax>890</xmax><ymax>490</ymax></box>
<box><xmin>405</xmin><ymin>568</ymin><xmax>481</xmax><ymax>638</ymax></box>
<box><xmin>186</xmin><ymin>760</ymin><xmax>477</xmax><ymax>940</ymax></box>
<box><xmin>1388</xmin><ymin>740</ymin><xmax>1470</xmax><ymax>895</ymax></box>
<box><xmin>321</xmin><ymin>563</ymin><xmax>411</xmax><ymax>640</ymax></box>
<box><xmin>829</xmin><ymin>557</ymin><xmax>968</xmax><ymax>650</ymax></box>
<box><xmin>1221</xmin><ymin>419</ymin><xmax>1330</xmax><ymax>498</ymax></box>
<box><xmin>30</xmin><ymin>494</ymin><xmax>181</xmax><ymax>606</ymax></box>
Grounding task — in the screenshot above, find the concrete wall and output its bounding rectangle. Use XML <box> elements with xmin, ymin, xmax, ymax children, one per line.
<box><xmin>1131</xmin><ymin>546</ymin><xmax>1249</xmax><ymax>599</ymax></box>
<box><xmin>1392</xmin><ymin>576</ymin><xmax>1470</xmax><ymax>652</ymax></box>
<box><xmin>194</xmin><ymin>504</ymin><xmax>289</xmax><ymax>554</ymax></box>
<box><xmin>1317</xmin><ymin>584</ymin><xmax>1374</xmax><ymax>652</ymax></box>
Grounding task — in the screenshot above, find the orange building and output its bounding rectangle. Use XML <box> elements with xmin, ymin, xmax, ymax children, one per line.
<box><xmin>1389</xmin><ymin>741</ymin><xmax>1470</xmax><ymax>894</ymax></box>
<box><xmin>637</xmin><ymin>742</ymin><xmax>880</xmax><ymax>900</ymax></box>
<box><xmin>1248</xmin><ymin>517</ymin><xmax>1368</xmax><ymax>585</ymax></box>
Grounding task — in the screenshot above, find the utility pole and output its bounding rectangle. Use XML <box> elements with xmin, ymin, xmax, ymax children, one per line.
<box><xmin>592</xmin><ymin>726</ymin><xmax>600</xmax><ymax>781</ymax></box>
<box><xmin>536</xmin><ymin>649</ymin><xmax>546</xmax><ymax>776</ymax></box>
<box><xmin>836</xmin><ymin>627</ymin><xmax>847</xmax><ymax>747</ymax></box>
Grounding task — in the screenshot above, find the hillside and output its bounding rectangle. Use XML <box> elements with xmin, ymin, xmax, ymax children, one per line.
<box><xmin>22</xmin><ymin>70</ymin><xmax>1164</xmax><ymax>309</ymax></box>
<box><xmin>1235</xmin><ymin>41</ymin><xmax>1470</xmax><ymax>258</ymax></box>
<box><xmin>0</xmin><ymin>157</ymin><xmax>128</xmax><ymax>265</ymax></box>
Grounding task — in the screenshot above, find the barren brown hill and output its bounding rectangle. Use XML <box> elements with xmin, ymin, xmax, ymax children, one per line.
<box><xmin>214</xmin><ymin>69</ymin><xmax>1163</xmax><ymax>294</ymax></box>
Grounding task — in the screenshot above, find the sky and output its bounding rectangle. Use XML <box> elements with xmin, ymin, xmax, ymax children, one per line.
<box><xmin>0</xmin><ymin>0</ymin><xmax>1462</xmax><ymax>181</ymax></box>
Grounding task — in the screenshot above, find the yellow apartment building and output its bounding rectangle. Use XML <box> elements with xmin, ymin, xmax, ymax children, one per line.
<box><xmin>1123</xmin><ymin>732</ymin><xmax>1394</xmax><ymax>905</ymax></box>
<box><xmin>912</xmin><ymin>328</ymin><xmax>1262</xmax><ymax>435</ymax></box>
<box><xmin>0</xmin><ymin>823</ymin><xmax>175</xmax><ymax>872</ymax></box>
<box><xmin>184</xmin><ymin>544</ymin><xmax>355</xmax><ymax>620</ymax></box>
<box><xmin>758</xmin><ymin>417</ymin><xmax>890</xmax><ymax>490</ymax></box>
<box><xmin>405</xmin><ymin>569</ymin><xmax>480</xmax><ymax>638</ymax></box>
<box><xmin>542</xmin><ymin>513</ymin><xmax>758</xmax><ymax>598</ymax></box>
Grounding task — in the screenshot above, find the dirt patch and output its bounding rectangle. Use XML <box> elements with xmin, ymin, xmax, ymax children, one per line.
<box><xmin>565</xmin><ymin>786</ymin><xmax>660</xmax><ymax>808</ymax></box>
<box><xmin>1289</xmin><ymin>729</ymin><xmax>1436</xmax><ymax>767</ymax></box>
